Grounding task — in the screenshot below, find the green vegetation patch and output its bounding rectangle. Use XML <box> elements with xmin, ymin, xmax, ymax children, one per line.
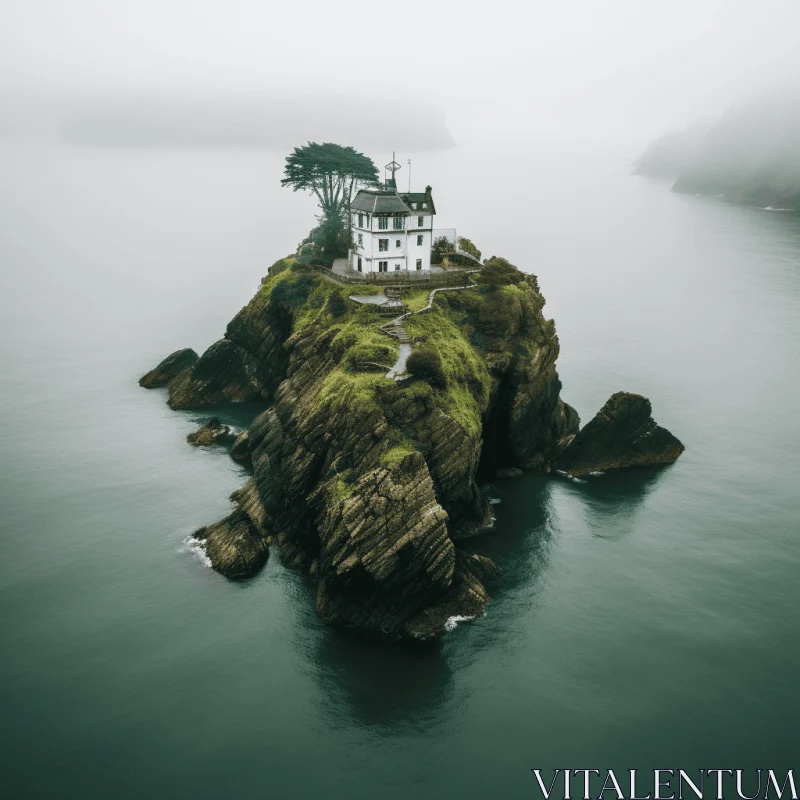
<box><xmin>402</xmin><ymin>289</ymin><xmax>433</xmax><ymax>313</ymax></box>
<box><xmin>380</xmin><ymin>441</ymin><xmax>420</xmax><ymax>466</ymax></box>
<box><xmin>403</xmin><ymin>304</ymin><xmax>491</xmax><ymax>436</ymax></box>
<box><xmin>475</xmin><ymin>257</ymin><xmax>525</xmax><ymax>288</ymax></box>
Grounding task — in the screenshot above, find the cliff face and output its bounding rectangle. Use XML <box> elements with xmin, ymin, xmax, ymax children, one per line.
<box><xmin>155</xmin><ymin>258</ymin><xmax>577</xmax><ymax>638</ymax></box>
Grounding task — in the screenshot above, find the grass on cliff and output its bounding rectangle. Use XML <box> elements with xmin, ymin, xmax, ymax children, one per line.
<box><xmin>256</xmin><ymin>265</ymin><xmax>403</xmax><ymax>434</ymax></box>
<box><xmin>402</xmin><ymin>301</ymin><xmax>491</xmax><ymax>437</ymax></box>
<box><xmin>257</xmin><ymin>262</ymin><xmax>533</xmax><ymax>443</ymax></box>
<box><xmin>380</xmin><ymin>441</ymin><xmax>419</xmax><ymax>466</ymax></box>
<box><xmin>261</xmin><ymin>265</ymin><xmax>398</xmax><ymax>364</ymax></box>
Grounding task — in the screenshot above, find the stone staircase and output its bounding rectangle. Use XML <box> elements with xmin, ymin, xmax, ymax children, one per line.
<box><xmin>383</xmin><ymin>319</ymin><xmax>411</xmax><ymax>344</ymax></box>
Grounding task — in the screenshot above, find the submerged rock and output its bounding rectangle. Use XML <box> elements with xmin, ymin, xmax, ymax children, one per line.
<box><xmin>552</xmin><ymin>392</ymin><xmax>684</xmax><ymax>477</ymax></box>
<box><xmin>186</xmin><ymin>418</ymin><xmax>232</xmax><ymax>447</ymax></box>
<box><xmin>138</xmin><ymin>348</ymin><xmax>198</xmax><ymax>388</ymax></box>
<box><xmin>496</xmin><ymin>467</ymin><xmax>523</xmax><ymax>479</ymax></box>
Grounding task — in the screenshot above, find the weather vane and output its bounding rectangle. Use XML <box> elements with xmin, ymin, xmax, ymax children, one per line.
<box><xmin>385</xmin><ymin>151</ymin><xmax>401</xmax><ymax>185</ymax></box>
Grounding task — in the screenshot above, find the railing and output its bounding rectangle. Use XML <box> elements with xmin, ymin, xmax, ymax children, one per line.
<box><xmin>376</xmin><ymin>304</ymin><xmax>405</xmax><ymax>316</ymax></box>
<box><xmin>309</xmin><ymin>263</ymin><xmax>477</xmax><ymax>288</ymax></box>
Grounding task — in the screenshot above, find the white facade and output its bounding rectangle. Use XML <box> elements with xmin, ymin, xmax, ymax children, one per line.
<box><xmin>348</xmin><ymin>187</ymin><xmax>436</xmax><ymax>274</ymax></box>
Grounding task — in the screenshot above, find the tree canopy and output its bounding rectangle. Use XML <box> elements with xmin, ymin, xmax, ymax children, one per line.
<box><xmin>281</xmin><ymin>142</ymin><xmax>379</xmax><ymax>218</ymax></box>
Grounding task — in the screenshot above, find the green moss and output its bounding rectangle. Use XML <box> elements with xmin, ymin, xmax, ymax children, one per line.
<box><xmin>380</xmin><ymin>442</ymin><xmax>419</xmax><ymax>465</ymax></box>
<box><xmin>403</xmin><ymin>302</ymin><xmax>491</xmax><ymax>437</ymax></box>
<box><xmin>316</xmin><ymin>369</ymin><xmax>390</xmax><ymax>417</ymax></box>
<box><xmin>331</xmin><ymin>477</ymin><xmax>355</xmax><ymax>501</ymax></box>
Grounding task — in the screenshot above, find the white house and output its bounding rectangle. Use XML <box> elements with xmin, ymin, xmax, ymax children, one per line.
<box><xmin>348</xmin><ymin>169</ymin><xmax>436</xmax><ymax>274</ymax></box>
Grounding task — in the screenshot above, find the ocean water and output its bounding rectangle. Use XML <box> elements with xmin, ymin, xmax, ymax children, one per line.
<box><xmin>1</xmin><ymin>142</ymin><xmax>799</xmax><ymax>799</ymax></box>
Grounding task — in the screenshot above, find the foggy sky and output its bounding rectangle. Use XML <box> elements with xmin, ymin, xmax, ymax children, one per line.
<box><xmin>2</xmin><ymin>0</ymin><xmax>800</xmax><ymax>146</ymax></box>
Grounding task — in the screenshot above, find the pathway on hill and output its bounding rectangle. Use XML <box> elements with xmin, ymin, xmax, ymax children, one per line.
<box><xmin>381</xmin><ymin>271</ymin><xmax>480</xmax><ymax>381</ymax></box>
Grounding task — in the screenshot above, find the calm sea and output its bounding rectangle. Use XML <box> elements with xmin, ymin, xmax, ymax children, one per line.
<box><xmin>1</xmin><ymin>142</ymin><xmax>799</xmax><ymax>799</ymax></box>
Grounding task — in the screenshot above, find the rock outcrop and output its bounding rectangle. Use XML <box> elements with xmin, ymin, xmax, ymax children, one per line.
<box><xmin>186</xmin><ymin>418</ymin><xmax>232</xmax><ymax>447</ymax></box>
<box><xmin>141</xmin><ymin>258</ymin><xmax>682</xmax><ymax>639</ymax></box>
<box><xmin>138</xmin><ymin>348</ymin><xmax>198</xmax><ymax>388</ymax></box>
<box><xmin>194</xmin><ymin>506</ymin><xmax>269</xmax><ymax>579</ymax></box>
<box><xmin>229</xmin><ymin>431</ymin><xmax>251</xmax><ymax>465</ymax></box>
<box><xmin>551</xmin><ymin>392</ymin><xmax>684</xmax><ymax>477</ymax></box>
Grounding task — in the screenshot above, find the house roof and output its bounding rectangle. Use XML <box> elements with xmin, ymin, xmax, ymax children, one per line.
<box><xmin>401</xmin><ymin>188</ymin><xmax>436</xmax><ymax>216</ymax></box>
<box><xmin>350</xmin><ymin>185</ymin><xmax>437</xmax><ymax>215</ymax></box>
<box><xmin>350</xmin><ymin>190</ymin><xmax>411</xmax><ymax>214</ymax></box>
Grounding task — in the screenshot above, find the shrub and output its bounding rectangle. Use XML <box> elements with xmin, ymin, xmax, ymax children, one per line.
<box><xmin>458</xmin><ymin>236</ymin><xmax>481</xmax><ymax>261</ymax></box>
<box><xmin>270</xmin><ymin>274</ymin><xmax>313</xmax><ymax>308</ymax></box>
<box><xmin>406</xmin><ymin>348</ymin><xmax>446</xmax><ymax>388</ymax></box>
<box><xmin>431</xmin><ymin>235</ymin><xmax>452</xmax><ymax>265</ymax></box>
<box><xmin>327</xmin><ymin>289</ymin><xmax>348</xmax><ymax>318</ymax></box>
<box><xmin>476</xmin><ymin>257</ymin><xmax>524</xmax><ymax>288</ymax></box>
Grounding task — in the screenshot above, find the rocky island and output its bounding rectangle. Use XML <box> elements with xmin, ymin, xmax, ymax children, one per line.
<box><xmin>140</xmin><ymin>254</ymin><xmax>684</xmax><ymax>640</ymax></box>
<box><xmin>139</xmin><ymin>143</ymin><xmax>683</xmax><ymax>640</ymax></box>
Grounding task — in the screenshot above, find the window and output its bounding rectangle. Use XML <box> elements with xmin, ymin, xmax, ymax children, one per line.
<box><xmin>357</xmin><ymin>257</ymin><xmax>362</xmax><ymax>272</ymax></box>
<box><xmin>379</xmin><ymin>261</ymin><xmax>388</xmax><ymax>272</ymax></box>
<box><xmin>378</xmin><ymin>239</ymin><xmax>388</xmax><ymax>252</ymax></box>
<box><xmin>378</xmin><ymin>216</ymin><xmax>388</xmax><ymax>230</ymax></box>
<box><xmin>417</xmin><ymin>215</ymin><xmax>424</xmax><ymax>227</ymax></box>
<box><xmin>358</xmin><ymin>233</ymin><xmax>363</xmax><ymax>246</ymax></box>
<box><xmin>365</xmin><ymin>215</ymin><xmax>370</xmax><ymax>227</ymax></box>
<box><xmin>416</xmin><ymin>259</ymin><xmax>422</xmax><ymax>271</ymax></box>
<box><xmin>417</xmin><ymin>235</ymin><xmax>423</xmax><ymax>246</ymax></box>
<box><xmin>393</xmin><ymin>217</ymin><xmax>403</xmax><ymax>230</ymax></box>
<box><xmin>394</xmin><ymin>263</ymin><xmax>401</xmax><ymax>271</ymax></box>
<box><xmin>358</xmin><ymin>214</ymin><xmax>364</xmax><ymax>227</ymax></box>
<box><xmin>395</xmin><ymin>239</ymin><xmax>401</xmax><ymax>248</ymax></box>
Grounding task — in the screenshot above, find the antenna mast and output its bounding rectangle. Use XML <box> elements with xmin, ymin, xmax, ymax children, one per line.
<box><xmin>384</xmin><ymin>152</ymin><xmax>401</xmax><ymax>188</ymax></box>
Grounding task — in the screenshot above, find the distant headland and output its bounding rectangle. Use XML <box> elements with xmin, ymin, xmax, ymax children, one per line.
<box><xmin>635</xmin><ymin>88</ymin><xmax>800</xmax><ymax>213</ymax></box>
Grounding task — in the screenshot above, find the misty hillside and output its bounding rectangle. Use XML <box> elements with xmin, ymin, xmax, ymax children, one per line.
<box><xmin>637</xmin><ymin>90</ymin><xmax>800</xmax><ymax>212</ymax></box>
<box><xmin>57</xmin><ymin>92</ymin><xmax>455</xmax><ymax>151</ymax></box>
<box><xmin>633</xmin><ymin>120</ymin><xmax>709</xmax><ymax>179</ymax></box>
